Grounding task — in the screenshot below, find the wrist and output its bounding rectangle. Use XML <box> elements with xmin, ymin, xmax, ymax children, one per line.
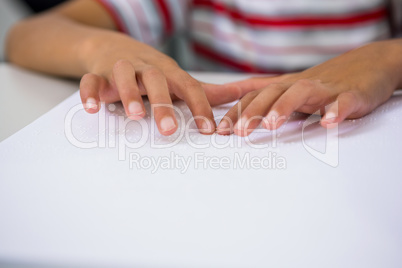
<box><xmin>381</xmin><ymin>38</ymin><xmax>402</xmax><ymax>90</ymax></box>
<box><xmin>78</xmin><ymin>30</ymin><xmax>130</xmax><ymax>74</ymax></box>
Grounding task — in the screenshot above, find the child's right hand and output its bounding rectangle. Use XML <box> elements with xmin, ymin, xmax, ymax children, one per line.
<box><xmin>216</xmin><ymin>39</ymin><xmax>402</xmax><ymax>136</ymax></box>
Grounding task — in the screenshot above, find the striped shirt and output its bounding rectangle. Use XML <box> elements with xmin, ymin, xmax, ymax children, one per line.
<box><xmin>96</xmin><ymin>0</ymin><xmax>402</xmax><ymax>73</ymax></box>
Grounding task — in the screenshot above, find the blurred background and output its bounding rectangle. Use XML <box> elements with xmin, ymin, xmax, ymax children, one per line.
<box><xmin>0</xmin><ymin>0</ymin><xmax>66</xmax><ymax>61</ymax></box>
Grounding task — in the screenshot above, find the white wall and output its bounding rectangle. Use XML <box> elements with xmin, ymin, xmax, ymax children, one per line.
<box><xmin>0</xmin><ymin>0</ymin><xmax>31</xmax><ymax>61</ymax></box>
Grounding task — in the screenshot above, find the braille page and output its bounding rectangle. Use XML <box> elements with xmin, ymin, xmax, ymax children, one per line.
<box><xmin>0</xmin><ymin>73</ymin><xmax>401</xmax><ymax>268</ymax></box>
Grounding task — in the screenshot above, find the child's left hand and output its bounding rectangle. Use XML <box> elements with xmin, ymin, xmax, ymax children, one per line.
<box><xmin>216</xmin><ymin>39</ymin><xmax>402</xmax><ymax>136</ymax></box>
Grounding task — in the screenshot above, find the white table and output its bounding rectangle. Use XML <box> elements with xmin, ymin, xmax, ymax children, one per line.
<box><xmin>0</xmin><ymin>63</ymin><xmax>401</xmax><ymax>267</ymax></box>
<box><xmin>0</xmin><ymin>64</ymin><xmax>77</xmax><ymax>142</ymax></box>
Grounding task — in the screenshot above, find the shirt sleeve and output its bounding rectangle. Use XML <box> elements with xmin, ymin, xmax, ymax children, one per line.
<box><xmin>94</xmin><ymin>0</ymin><xmax>189</xmax><ymax>46</ymax></box>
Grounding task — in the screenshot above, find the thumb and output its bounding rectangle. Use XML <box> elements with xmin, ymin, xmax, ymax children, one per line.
<box><xmin>202</xmin><ymin>83</ymin><xmax>242</xmax><ymax>106</ymax></box>
<box><xmin>222</xmin><ymin>75</ymin><xmax>284</xmax><ymax>95</ymax></box>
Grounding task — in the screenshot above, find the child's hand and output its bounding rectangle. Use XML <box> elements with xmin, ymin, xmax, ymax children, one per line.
<box><xmin>6</xmin><ymin>0</ymin><xmax>243</xmax><ymax>137</ymax></box>
<box><xmin>217</xmin><ymin>39</ymin><xmax>402</xmax><ymax>136</ymax></box>
<box><xmin>79</xmin><ymin>34</ymin><xmax>242</xmax><ymax>136</ymax></box>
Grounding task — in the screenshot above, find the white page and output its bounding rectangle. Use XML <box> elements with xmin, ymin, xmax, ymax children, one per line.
<box><xmin>0</xmin><ymin>73</ymin><xmax>402</xmax><ymax>267</ymax></box>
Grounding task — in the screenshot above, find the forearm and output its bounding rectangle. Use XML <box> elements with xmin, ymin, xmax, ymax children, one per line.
<box><xmin>6</xmin><ymin>13</ymin><xmax>119</xmax><ymax>78</ymax></box>
<box><xmin>393</xmin><ymin>38</ymin><xmax>402</xmax><ymax>89</ymax></box>
<box><xmin>377</xmin><ymin>38</ymin><xmax>402</xmax><ymax>90</ymax></box>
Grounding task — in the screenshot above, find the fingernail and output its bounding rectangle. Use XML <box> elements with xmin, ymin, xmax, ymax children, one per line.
<box><xmin>85</xmin><ymin>98</ymin><xmax>98</xmax><ymax>110</ymax></box>
<box><xmin>234</xmin><ymin>116</ymin><xmax>248</xmax><ymax>131</ymax></box>
<box><xmin>217</xmin><ymin>120</ymin><xmax>231</xmax><ymax>134</ymax></box>
<box><xmin>128</xmin><ymin>101</ymin><xmax>144</xmax><ymax>117</ymax></box>
<box><xmin>266</xmin><ymin>110</ymin><xmax>279</xmax><ymax>124</ymax></box>
<box><xmin>262</xmin><ymin>117</ymin><xmax>270</xmax><ymax>129</ymax></box>
<box><xmin>201</xmin><ymin>120</ymin><xmax>215</xmax><ymax>133</ymax></box>
<box><xmin>160</xmin><ymin>116</ymin><xmax>176</xmax><ymax>133</ymax></box>
<box><xmin>325</xmin><ymin>112</ymin><xmax>337</xmax><ymax>121</ymax></box>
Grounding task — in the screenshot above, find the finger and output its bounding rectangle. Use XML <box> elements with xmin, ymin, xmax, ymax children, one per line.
<box><xmin>216</xmin><ymin>90</ymin><xmax>260</xmax><ymax>135</ymax></box>
<box><xmin>80</xmin><ymin>73</ymin><xmax>105</xmax><ymax>114</ymax></box>
<box><xmin>222</xmin><ymin>74</ymin><xmax>287</xmax><ymax>95</ymax></box>
<box><xmin>167</xmin><ymin>71</ymin><xmax>215</xmax><ymax>135</ymax></box>
<box><xmin>321</xmin><ymin>91</ymin><xmax>368</xmax><ymax>128</ymax></box>
<box><xmin>137</xmin><ymin>65</ymin><xmax>177</xmax><ymax>136</ymax></box>
<box><xmin>112</xmin><ymin>60</ymin><xmax>145</xmax><ymax>120</ymax></box>
<box><xmin>266</xmin><ymin>79</ymin><xmax>329</xmax><ymax>130</ymax></box>
<box><xmin>233</xmin><ymin>83</ymin><xmax>288</xmax><ymax>137</ymax></box>
<box><xmin>201</xmin><ymin>83</ymin><xmax>242</xmax><ymax>106</ymax></box>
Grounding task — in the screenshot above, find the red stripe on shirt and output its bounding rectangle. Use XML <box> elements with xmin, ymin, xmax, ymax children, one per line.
<box><xmin>192</xmin><ymin>0</ymin><xmax>387</xmax><ymax>28</ymax></box>
<box><xmin>94</xmin><ymin>0</ymin><xmax>128</xmax><ymax>33</ymax></box>
<box><xmin>192</xmin><ymin>20</ymin><xmax>363</xmax><ymax>55</ymax></box>
<box><xmin>154</xmin><ymin>0</ymin><xmax>174</xmax><ymax>35</ymax></box>
<box><xmin>193</xmin><ymin>42</ymin><xmax>292</xmax><ymax>74</ymax></box>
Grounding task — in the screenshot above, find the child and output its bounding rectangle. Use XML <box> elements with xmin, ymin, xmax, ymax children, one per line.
<box><xmin>6</xmin><ymin>0</ymin><xmax>402</xmax><ymax>136</ymax></box>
